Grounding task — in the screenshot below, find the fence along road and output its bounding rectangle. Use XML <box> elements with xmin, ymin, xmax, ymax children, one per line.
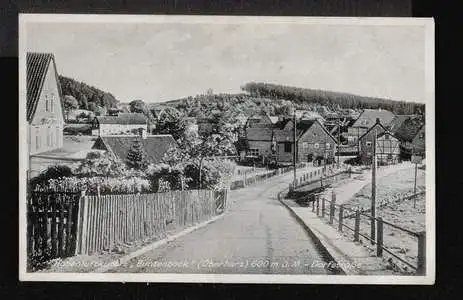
<box><xmin>108</xmin><ymin>166</ymin><xmax>340</xmax><ymax>274</ymax></box>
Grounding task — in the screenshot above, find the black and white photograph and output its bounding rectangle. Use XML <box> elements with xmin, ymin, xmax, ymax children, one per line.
<box><xmin>19</xmin><ymin>15</ymin><xmax>434</xmax><ymax>284</ymax></box>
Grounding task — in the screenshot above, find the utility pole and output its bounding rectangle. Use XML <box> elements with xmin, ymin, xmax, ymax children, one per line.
<box><xmin>371</xmin><ymin>129</ymin><xmax>377</xmax><ymax>244</ymax></box>
<box><xmin>293</xmin><ymin>109</ymin><xmax>297</xmax><ymax>186</ymax></box>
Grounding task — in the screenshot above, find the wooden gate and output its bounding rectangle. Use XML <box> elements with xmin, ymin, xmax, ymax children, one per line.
<box><xmin>27</xmin><ymin>190</ymin><xmax>81</xmax><ymax>264</ymax></box>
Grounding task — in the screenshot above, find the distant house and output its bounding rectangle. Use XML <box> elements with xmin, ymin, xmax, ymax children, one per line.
<box><xmin>197</xmin><ymin>118</ymin><xmax>217</xmax><ymax>136</ymax></box>
<box><xmin>274</xmin><ymin>119</ymin><xmax>337</xmax><ymax>164</ymax></box>
<box><xmin>27</xmin><ymin>52</ymin><xmax>65</xmax><ymax>155</ymax></box>
<box><xmin>347</xmin><ymin>108</ymin><xmax>396</xmax><ymax>146</ymax></box>
<box><xmin>390</xmin><ymin>115</ymin><xmax>425</xmax><ymax>158</ymax></box>
<box><xmin>245</xmin><ymin>111</ymin><xmax>274</xmax><ymax>129</ymax></box>
<box><xmin>91</xmin><ymin>130</ymin><xmax>177</xmax><ymax>166</ymax></box>
<box><xmin>359</xmin><ymin>119</ymin><xmax>400</xmax><ymax>165</ymax></box>
<box><xmin>245</xmin><ymin>127</ymin><xmax>276</xmax><ymax>159</ymax></box>
<box><xmin>92</xmin><ymin>113</ymin><xmax>148</xmax><ymax>136</ymax></box>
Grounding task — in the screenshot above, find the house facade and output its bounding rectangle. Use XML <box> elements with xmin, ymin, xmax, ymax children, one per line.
<box><xmin>274</xmin><ymin>120</ymin><xmax>337</xmax><ymax>164</ymax></box>
<box><xmin>27</xmin><ymin>52</ymin><xmax>65</xmax><ymax>155</ymax></box>
<box><xmin>245</xmin><ymin>127</ymin><xmax>276</xmax><ymax>158</ymax></box>
<box><xmin>347</xmin><ymin>108</ymin><xmax>396</xmax><ymax>147</ymax></box>
<box><xmin>359</xmin><ymin>120</ymin><xmax>400</xmax><ymax>165</ymax></box>
<box><xmin>92</xmin><ymin>113</ymin><xmax>148</xmax><ymax>136</ymax></box>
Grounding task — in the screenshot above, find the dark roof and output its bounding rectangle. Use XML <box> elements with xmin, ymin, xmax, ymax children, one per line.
<box><xmin>273</xmin><ymin>118</ymin><xmax>291</xmax><ymax>130</ymax></box>
<box><xmin>246</xmin><ymin>127</ymin><xmax>273</xmax><ymax>141</ymax></box>
<box><xmin>393</xmin><ymin>116</ymin><xmax>424</xmax><ymax>142</ymax></box>
<box><xmin>92</xmin><ymin>134</ymin><xmax>177</xmax><ymax>165</ymax></box>
<box><xmin>96</xmin><ymin>113</ymin><xmax>147</xmax><ymax>125</ymax></box>
<box><xmin>352</xmin><ymin>109</ymin><xmax>395</xmax><ymax>128</ymax></box>
<box><xmin>27</xmin><ymin>52</ymin><xmax>65</xmax><ymax>122</ymax></box>
<box><xmin>359</xmin><ymin>122</ymin><xmax>389</xmax><ymax>140</ymax></box>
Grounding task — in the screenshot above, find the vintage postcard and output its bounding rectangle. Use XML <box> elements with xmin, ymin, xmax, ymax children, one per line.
<box><xmin>19</xmin><ymin>14</ymin><xmax>434</xmax><ymax>284</ymax></box>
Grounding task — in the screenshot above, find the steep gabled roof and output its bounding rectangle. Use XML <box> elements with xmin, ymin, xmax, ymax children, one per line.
<box><xmin>27</xmin><ymin>52</ymin><xmax>65</xmax><ymax>122</ymax></box>
<box><xmin>96</xmin><ymin>113</ymin><xmax>147</xmax><ymax>125</ymax></box>
<box><xmin>92</xmin><ymin>134</ymin><xmax>177</xmax><ymax>165</ymax></box>
<box><xmin>359</xmin><ymin>122</ymin><xmax>389</xmax><ymax>140</ymax></box>
<box><xmin>392</xmin><ymin>116</ymin><xmax>424</xmax><ymax>142</ymax></box>
<box><xmin>352</xmin><ymin>109</ymin><xmax>396</xmax><ymax>128</ymax></box>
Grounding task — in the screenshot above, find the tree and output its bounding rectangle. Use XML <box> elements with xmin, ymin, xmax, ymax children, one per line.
<box><xmin>129</xmin><ymin>100</ymin><xmax>149</xmax><ymax>114</ymax></box>
<box><xmin>155</xmin><ymin>107</ymin><xmax>186</xmax><ymax>141</ymax></box>
<box><xmin>63</xmin><ymin>95</ymin><xmax>79</xmax><ymax>121</ymax></box>
<box><xmin>126</xmin><ymin>138</ymin><xmax>149</xmax><ymax>171</ymax></box>
<box><xmin>87</xmin><ymin>102</ymin><xmax>97</xmax><ymax>113</ymax></box>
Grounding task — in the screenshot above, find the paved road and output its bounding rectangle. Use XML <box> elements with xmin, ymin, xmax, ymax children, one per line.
<box><xmin>108</xmin><ymin>169</ymin><xmax>341</xmax><ymax>275</ymax></box>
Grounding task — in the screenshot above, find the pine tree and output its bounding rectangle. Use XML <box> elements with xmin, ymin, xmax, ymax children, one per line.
<box><xmin>126</xmin><ymin>138</ymin><xmax>148</xmax><ymax>171</ymax></box>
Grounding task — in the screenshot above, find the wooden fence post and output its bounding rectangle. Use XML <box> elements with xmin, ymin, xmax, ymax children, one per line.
<box><xmin>376</xmin><ymin>217</ymin><xmax>383</xmax><ymax>257</ymax></box>
<box><xmin>417</xmin><ymin>231</ymin><xmax>426</xmax><ymax>275</ymax></box>
<box><xmin>312</xmin><ymin>195</ymin><xmax>315</xmax><ymax>213</ymax></box>
<box><xmin>354</xmin><ymin>209</ymin><xmax>360</xmax><ymax>242</ymax></box>
<box><xmin>329</xmin><ymin>201</ymin><xmax>335</xmax><ymax>225</ymax></box>
<box><xmin>75</xmin><ymin>191</ymin><xmax>87</xmax><ymax>255</ymax></box>
<box><xmin>338</xmin><ymin>205</ymin><xmax>344</xmax><ymax>232</ymax></box>
<box><xmin>316</xmin><ymin>196</ymin><xmax>320</xmax><ymax>216</ymax></box>
<box><xmin>321</xmin><ymin>196</ymin><xmax>325</xmax><ymax>217</ymax></box>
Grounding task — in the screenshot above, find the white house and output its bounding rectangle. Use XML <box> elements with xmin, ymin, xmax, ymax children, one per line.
<box><xmin>27</xmin><ymin>52</ymin><xmax>65</xmax><ymax>155</ymax></box>
<box><xmin>91</xmin><ymin>113</ymin><xmax>148</xmax><ymax>136</ymax></box>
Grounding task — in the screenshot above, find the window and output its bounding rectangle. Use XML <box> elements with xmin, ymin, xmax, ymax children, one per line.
<box><xmin>326</xmin><ymin>143</ymin><xmax>330</xmax><ymax>149</ymax></box>
<box><xmin>50</xmin><ymin>96</ymin><xmax>54</xmax><ymax>113</ymax></box>
<box><xmin>248</xmin><ymin>149</ymin><xmax>259</xmax><ymax>156</ymax></box>
<box><xmin>47</xmin><ymin>127</ymin><xmax>51</xmax><ymax>146</ymax></box>
<box><xmin>35</xmin><ymin>135</ymin><xmax>40</xmax><ymax>150</ymax></box>
<box><xmin>284</xmin><ymin>142</ymin><xmax>292</xmax><ymax>153</ymax></box>
<box><xmin>45</xmin><ymin>96</ymin><xmax>49</xmax><ymax>112</ymax></box>
<box><xmin>384</xmin><ymin>134</ymin><xmax>390</xmax><ymax>140</ymax></box>
<box><xmin>366</xmin><ymin>141</ymin><xmax>372</xmax><ymax>147</ymax></box>
<box><xmin>314</xmin><ymin>143</ymin><xmax>319</xmax><ymax>149</ymax></box>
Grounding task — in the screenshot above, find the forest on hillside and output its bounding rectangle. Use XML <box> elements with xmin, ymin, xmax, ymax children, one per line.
<box><xmin>241</xmin><ymin>82</ymin><xmax>425</xmax><ymax>115</ymax></box>
<box><xmin>59</xmin><ymin>75</ymin><xmax>119</xmax><ymax>112</ymax></box>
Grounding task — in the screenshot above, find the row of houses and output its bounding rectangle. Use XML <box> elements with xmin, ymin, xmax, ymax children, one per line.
<box><xmin>26</xmin><ymin>51</ymin><xmax>425</xmax><ymax>171</ymax></box>
<box><xmin>239</xmin><ymin>109</ymin><xmax>425</xmax><ymax>166</ymax></box>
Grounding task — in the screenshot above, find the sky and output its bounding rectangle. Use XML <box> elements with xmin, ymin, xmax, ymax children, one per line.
<box><xmin>25</xmin><ymin>18</ymin><xmax>427</xmax><ymax>104</ymax></box>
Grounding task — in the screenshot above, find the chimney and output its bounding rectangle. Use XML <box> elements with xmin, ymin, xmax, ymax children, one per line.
<box><xmin>138</xmin><ymin>127</ymin><xmax>147</xmax><ymax>139</ymax></box>
<box><xmin>376</xmin><ymin>118</ymin><xmax>380</xmax><ymax>124</ymax></box>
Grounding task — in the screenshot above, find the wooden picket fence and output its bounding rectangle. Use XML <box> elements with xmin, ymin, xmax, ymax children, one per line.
<box><xmin>76</xmin><ymin>189</ymin><xmax>227</xmax><ymax>255</ymax></box>
<box><xmin>27</xmin><ymin>190</ymin><xmax>82</xmax><ymax>262</ymax></box>
<box><xmin>27</xmin><ymin>189</ymin><xmax>228</xmax><ymax>263</ymax></box>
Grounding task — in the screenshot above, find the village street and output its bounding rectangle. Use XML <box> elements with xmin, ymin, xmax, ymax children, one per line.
<box><xmin>108</xmin><ymin>168</ymin><xmax>340</xmax><ymax>275</ymax></box>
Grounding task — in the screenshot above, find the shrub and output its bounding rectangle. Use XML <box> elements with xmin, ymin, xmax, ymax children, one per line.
<box><xmin>146</xmin><ymin>163</ymin><xmax>186</xmax><ymax>192</ymax></box>
<box><xmin>29</xmin><ymin>165</ymin><xmax>74</xmax><ymax>190</ymax></box>
<box><xmin>184</xmin><ymin>159</ymin><xmax>236</xmax><ymax>190</ymax></box>
<box><xmin>73</xmin><ymin>152</ymin><xmax>128</xmax><ymax>178</ymax></box>
<box><xmin>42</xmin><ymin>176</ymin><xmax>151</xmax><ymax>195</ymax></box>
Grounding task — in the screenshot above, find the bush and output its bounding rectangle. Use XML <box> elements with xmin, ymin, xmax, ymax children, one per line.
<box><xmin>43</xmin><ymin>176</ymin><xmax>151</xmax><ymax>195</ymax></box>
<box><xmin>146</xmin><ymin>163</ymin><xmax>186</xmax><ymax>192</ymax></box>
<box><xmin>73</xmin><ymin>152</ymin><xmax>128</xmax><ymax>178</ymax></box>
<box><xmin>184</xmin><ymin>159</ymin><xmax>236</xmax><ymax>190</ymax></box>
<box><xmin>29</xmin><ymin>165</ymin><xmax>74</xmax><ymax>191</ymax></box>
